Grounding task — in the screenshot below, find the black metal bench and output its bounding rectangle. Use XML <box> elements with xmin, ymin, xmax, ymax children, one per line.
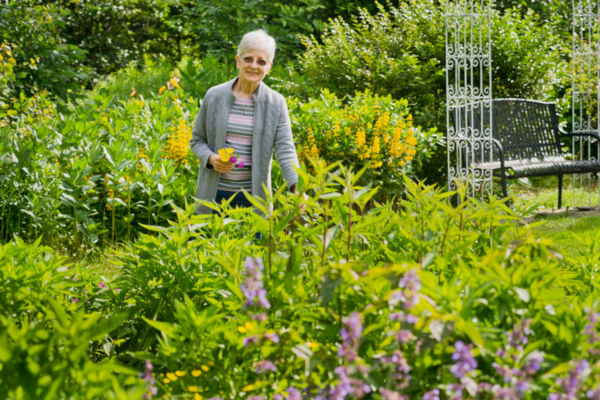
<box><xmin>451</xmin><ymin>99</ymin><xmax>600</xmax><ymax>208</ymax></box>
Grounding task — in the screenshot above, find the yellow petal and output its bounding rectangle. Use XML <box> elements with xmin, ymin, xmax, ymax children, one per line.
<box><xmin>238</xmin><ymin>326</ymin><xmax>247</xmax><ymax>333</ymax></box>
<box><xmin>188</xmin><ymin>385</ymin><xmax>199</xmax><ymax>392</ymax></box>
<box><xmin>166</xmin><ymin>372</ymin><xmax>178</xmax><ymax>380</ymax></box>
<box><xmin>200</xmin><ymin>365</ymin><xmax>209</xmax><ymax>372</ymax></box>
<box><xmin>175</xmin><ymin>370</ymin><xmax>186</xmax><ymax>377</ymax></box>
<box><xmin>158</xmin><ymin>86</ymin><xmax>166</xmax><ymax>95</ymax></box>
<box><xmin>191</xmin><ymin>370</ymin><xmax>202</xmax><ymax>377</ymax></box>
<box><xmin>244</xmin><ymin>321</ymin><xmax>253</xmax><ymax>330</ymax></box>
<box><xmin>226</xmin><ymin>148</ymin><xmax>234</xmax><ymax>154</ymax></box>
<box><xmin>194</xmin><ymin>394</ymin><xmax>203</xmax><ymax>400</ymax></box>
<box><xmin>163</xmin><ymin>378</ymin><xmax>170</xmax><ymax>384</ymax></box>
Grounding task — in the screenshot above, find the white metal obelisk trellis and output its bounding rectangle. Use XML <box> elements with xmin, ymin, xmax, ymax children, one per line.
<box><xmin>446</xmin><ymin>0</ymin><xmax>493</xmax><ymax>200</ymax></box>
<box><xmin>572</xmin><ymin>0</ymin><xmax>600</xmax><ymax>207</ymax></box>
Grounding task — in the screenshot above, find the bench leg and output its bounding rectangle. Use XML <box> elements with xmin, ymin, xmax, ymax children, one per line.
<box><xmin>501</xmin><ymin>174</ymin><xmax>509</xmax><ymax>200</ymax></box>
<box><xmin>558</xmin><ymin>175</ymin><xmax>563</xmax><ymax>209</ymax></box>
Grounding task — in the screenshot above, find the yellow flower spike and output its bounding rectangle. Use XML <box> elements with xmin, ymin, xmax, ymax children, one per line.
<box><xmin>191</xmin><ymin>370</ymin><xmax>202</xmax><ymax>377</ymax></box>
<box><xmin>194</xmin><ymin>394</ymin><xmax>203</xmax><ymax>400</ymax></box>
<box><xmin>188</xmin><ymin>386</ymin><xmax>199</xmax><ymax>392</ymax></box>
<box><xmin>200</xmin><ymin>365</ymin><xmax>210</xmax><ymax>372</ymax></box>
<box><xmin>175</xmin><ymin>371</ymin><xmax>186</xmax><ymax>377</ymax></box>
<box><xmin>166</xmin><ymin>372</ymin><xmax>178</xmax><ymax>380</ymax></box>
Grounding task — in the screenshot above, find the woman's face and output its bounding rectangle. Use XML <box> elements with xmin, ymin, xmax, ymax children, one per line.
<box><xmin>236</xmin><ymin>48</ymin><xmax>272</xmax><ymax>86</ymax></box>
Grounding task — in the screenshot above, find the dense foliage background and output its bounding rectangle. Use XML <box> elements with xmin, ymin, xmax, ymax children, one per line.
<box><xmin>1</xmin><ymin>0</ymin><xmax>596</xmax><ymax>399</ymax></box>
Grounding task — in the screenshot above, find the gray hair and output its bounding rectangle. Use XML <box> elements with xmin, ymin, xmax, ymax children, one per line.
<box><xmin>236</xmin><ymin>29</ymin><xmax>276</xmax><ymax>63</ymax></box>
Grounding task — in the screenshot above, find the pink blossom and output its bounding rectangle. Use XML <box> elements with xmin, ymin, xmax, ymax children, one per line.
<box><xmin>238</xmin><ymin>161</ymin><xmax>245</xmax><ymax>168</ymax></box>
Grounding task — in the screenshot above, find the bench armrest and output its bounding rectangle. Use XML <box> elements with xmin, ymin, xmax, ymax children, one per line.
<box><xmin>558</xmin><ymin>124</ymin><xmax>600</xmax><ymax>141</ymax></box>
<box><xmin>491</xmin><ymin>138</ymin><xmax>507</xmax><ymax>172</ymax></box>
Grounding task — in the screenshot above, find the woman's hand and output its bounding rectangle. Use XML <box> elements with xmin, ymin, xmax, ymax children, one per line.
<box><xmin>209</xmin><ymin>154</ymin><xmax>235</xmax><ymax>173</ymax></box>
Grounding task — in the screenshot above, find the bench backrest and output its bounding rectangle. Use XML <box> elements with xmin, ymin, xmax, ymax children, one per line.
<box><xmin>451</xmin><ymin>99</ymin><xmax>562</xmax><ymax>162</ymax></box>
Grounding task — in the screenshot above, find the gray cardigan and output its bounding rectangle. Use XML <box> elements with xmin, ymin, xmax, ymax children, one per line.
<box><xmin>190</xmin><ymin>77</ymin><xmax>299</xmax><ymax>215</ymax></box>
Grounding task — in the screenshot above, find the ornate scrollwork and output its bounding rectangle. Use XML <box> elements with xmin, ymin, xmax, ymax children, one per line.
<box><xmin>446</xmin><ymin>0</ymin><xmax>492</xmax><ymax>201</ymax></box>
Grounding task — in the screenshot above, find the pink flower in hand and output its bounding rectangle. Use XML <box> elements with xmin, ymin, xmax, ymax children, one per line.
<box><xmin>230</xmin><ymin>156</ymin><xmax>237</xmax><ymax>163</ymax></box>
<box><xmin>238</xmin><ymin>161</ymin><xmax>244</xmax><ymax>168</ymax></box>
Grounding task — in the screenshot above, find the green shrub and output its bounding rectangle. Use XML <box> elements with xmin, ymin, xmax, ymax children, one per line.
<box><xmin>299</xmin><ymin>0</ymin><xmax>565</xmax><ymax>186</ymax></box>
<box><xmin>0</xmin><ymin>1</ymin><xmax>91</xmax><ymax>98</ymax></box>
<box><xmin>290</xmin><ymin>89</ymin><xmax>441</xmax><ymax>200</ymax></box>
<box><xmin>69</xmin><ymin>167</ymin><xmax>600</xmax><ymax>399</ymax></box>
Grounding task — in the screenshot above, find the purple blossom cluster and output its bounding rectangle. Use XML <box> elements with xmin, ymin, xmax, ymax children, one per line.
<box><xmin>338</xmin><ymin>312</ymin><xmax>362</xmax><ymax>362</ymax></box>
<box><xmin>585</xmin><ymin>307</ymin><xmax>600</xmax><ymax>355</ymax></box>
<box><xmin>381</xmin><ymin>349</ymin><xmax>411</xmax><ymax>391</ymax></box>
<box><xmin>255</xmin><ymin>360</ymin><xmax>277</xmax><ymax>374</ymax></box>
<box><xmin>240</xmin><ymin>256</ymin><xmax>270</xmax><ymax>309</ymax></box>
<box><xmin>507</xmin><ymin>319</ymin><xmax>531</xmax><ymax>352</ymax></box>
<box><xmin>489</xmin><ymin>319</ymin><xmax>543</xmax><ymax>399</ymax></box>
<box><xmin>331</xmin><ymin>366</ymin><xmax>371</xmax><ymax>399</ymax></box>
<box><xmin>389</xmin><ymin>270</ymin><xmax>421</xmax><ymax>313</ymax></box>
<box><xmin>451</xmin><ymin>341</ymin><xmax>477</xmax><ymax>379</ymax></box>
<box><xmin>548</xmin><ymin>360</ymin><xmax>589</xmax><ymax>400</ymax></box>
<box><xmin>138</xmin><ymin>360</ymin><xmax>157</xmax><ymax>399</ymax></box>
<box><xmin>273</xmin><ymin>387</ymin><xmax>302</xmax><ymax>400</ymax></box>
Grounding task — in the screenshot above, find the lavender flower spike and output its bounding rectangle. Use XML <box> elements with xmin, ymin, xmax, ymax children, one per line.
<box><xmin>450</xmin><ymin>341</ymin><xmax>477</xmax><ymax>379</ymax></box>
<box><xmin>240</xmin><ymin>256</ymin><xmax>270</xmax><ymax>309</ymax></box>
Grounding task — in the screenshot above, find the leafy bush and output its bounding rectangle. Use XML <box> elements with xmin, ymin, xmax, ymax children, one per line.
<box><xmin>43</xmin><ymin>165</ymin><xmax>598</xmax><ymax>399</ymax></box>
<box><xmin>0</xmin><ymin>239</ymin><xmax>147</xmax><ymax>399</ymax></box>
<box><xmin>0</xmin><ymin>1</ymin><xmax>91</xmax><ymax>98</ymax></box>
<box><xmin>299</xmin><ymin>0</ymin><xmax>565</xmax><ymax>186</ymax></box>
<box><xmin>290</xmin><ymin>89</ymin><xmax>441</xmax><ymax>200</ymax></box>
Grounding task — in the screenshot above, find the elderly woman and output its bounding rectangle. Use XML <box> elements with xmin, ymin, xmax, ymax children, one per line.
<box><xmin>190</xmin><ymin>29</ymin><xmax>299</xmax><ymax>217</ymax></box>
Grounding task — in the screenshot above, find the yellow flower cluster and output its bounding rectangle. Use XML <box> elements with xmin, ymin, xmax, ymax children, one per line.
<box><xmin>137</xmin><ymin>146</ymin><xmax>149</xmax><ymax>172</ymax></box>
<box><xmin>218</xmin><ymin>147</ymin><xmax>234</xmax><ymax>162</ymax></box>
<box><xmin>160</xmin><ymin>364</ymin><xmax>215</xmax><ymax>400</ymax></box>
<box><xmin>163</xmin><ymin>119</ymin><xmax>192</xmax><ymax>165</ymax></box>
<box><xmin>306</xmin><ymin>127</ymin><xmax>319</xmax><ymax>159</ymax></box>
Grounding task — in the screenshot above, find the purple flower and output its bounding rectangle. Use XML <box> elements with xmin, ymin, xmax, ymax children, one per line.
<box><xmin>238</xmin><ymin>161</ymin><xmax>245</xmax><ymax>168</ymax></box>
<box><xmin>405</xmin><ymin>314</ymin><xmax>418</xmax><ymax>324</ymax></box>
<box><xmin>330</xmin><ymin>365</ymin><xmax>372</xmax><ymax>399</ymax></box>
<box><xmin>447</xmin><ymin>383</ymin><xmax>463</xmax><ymax>400</ymax></box>
<box><xmin>588</xmin><ymin>387</ymin><xmax>600</xmax><ymax>400</ymax></box>
<box><xmin>240</xmin><ymin>257</ymin><xmax>270</xmax><ymax>309</ymax></box>
<box><xmin>399</xmin><ymin>270</ymin><xmax>421</xmax><ymax>292</ymax></box>
<box><xmin>515</xmin><ymin>380</ymin><xmax>530</xmax><ymax>396</ymax></box>
<box><xmin>115</xmin><ymin>288</ymin><xmax>121</xmax><ymax>293</ymax></box>
<box><xmin>341</xmin><ymin>313</ymin><xmax>363</xmax><ymax>341</ymax></box>
<box><xmin>252</xmin><ymin>313</ymin><xmax>267</xmax><ymax>322</ymax></box>
<box><xmin>395</xmin><ymin>330</ymin><xmax>414</xmax><ymax>343</ymax></box>
<box><xmin>98</xmin><ymin>282</ymin><xmax>106</xmax><ymax>289</ymax></box>
<box><xmin>450</xmin><ymin>341</ymin><xmax>477</xmax><ymax>379</ymax></box>
<box><xmin>493</xmin><ymin>362</ymin><xmax>512</xmax><ymax>383</ymax></box>
<box><xmin>255</xmin><ymin>360</ymin><xmax>277</xmax><ymax>373</ymax></box>
<box><xmin>139</xmin><ymin>360</ymin><xmax>157</xmax><ymax>399</ymax></box>
<box><xmin>338</xmin><ymin>312</ymin><xmax>362</xmax><ymax>362</ymax></box>
<box><xmin>243</xmin><ymin>335</ymin><xmax>259</xmax><ymax>346</ymax></box>
<box><xmin>423</xmin><ymin>389</ymin><xmax>440</xmax><ymax>400</ymax></box>
<box><xmin>230</xmin><ymin>155</ymin><xmax>237</xmax><ymax>163</ymax></box>
<box><xmin>524</xmin><ymin>352</ymin><xmax>543</xmax><ymax>375</ymax></box>
<box><xmin>248</xmin><ymin>396</ymin><xmax>264</xmax><ymax>400</ymax></box>
<box><xmin>553</xmin><ymin>360</ymin><xmax>590</xmax><ymax>400</ymax></box>
<box><xmin>264</xmin><ymin>332</ymin><xmax>279</xmax><ymax>343</ymax></box>
<box><xmin>73</xmin><ymin>276</ymin><xmax>77</xmax><ymax>281</ymax></box>
<box><xmin>507</xmin><ymin>319</ymin><xmax>531</xmax><ymax>351</ymax></box>
<box><xmin>72</xmin><ymin>298</ymin><xmax>78</xmax><ymax>303</ymax></box>
<box><xmin>380</xmin><ymin>389</ymin><xmax>404</xmax><ymax>400</ymax></box>
<box><xmin>286</xmin><ymin>387</ymin><xmax>302</xmax><ymax>400</ymax></box>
